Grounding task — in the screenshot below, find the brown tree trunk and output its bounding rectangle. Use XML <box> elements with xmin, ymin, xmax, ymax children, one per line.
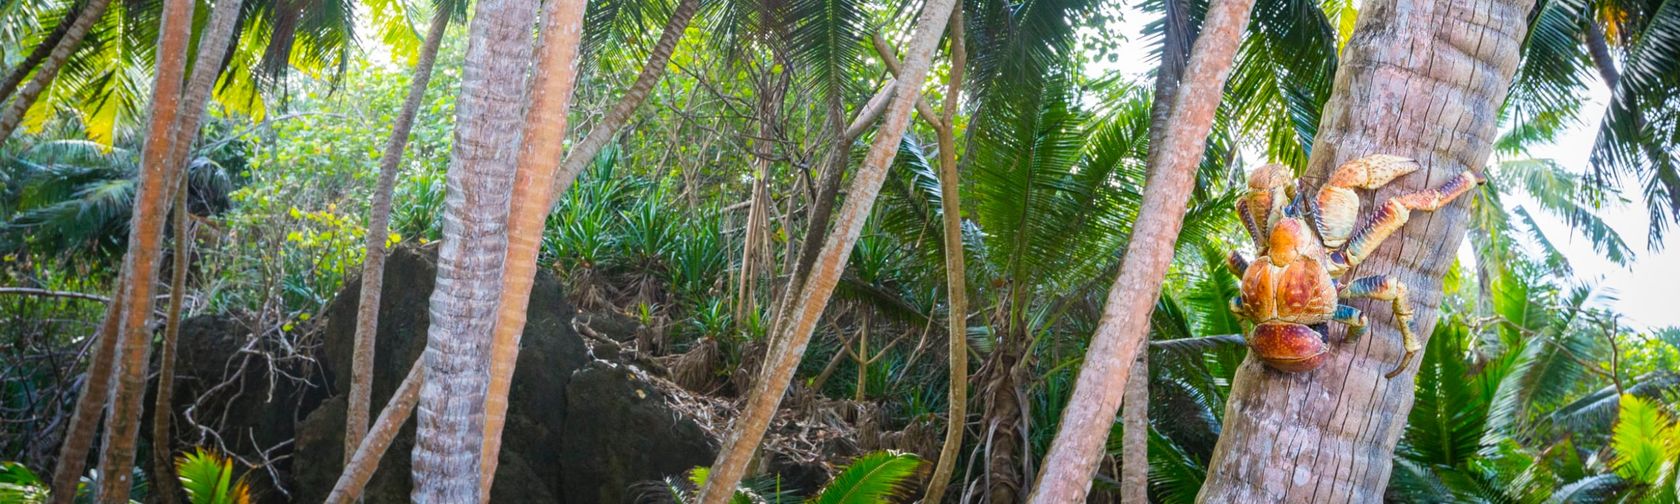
<box><xmin>0</xmin><ymin>0</ymin><xmax>113</xmax><ymax>145</ymax></box>
<box><xmin>922</xmin><ymin>8</ymin><xmax>968</xmax><ymax>503</ymax></box>
<box><xmin>347</xmin><ymin>6</ymin><xmax>452</xmax><ymax>468</ymax></box>
<box><xmin>1026</xmin><ymin>0</ymin><xmax>1255</xmax><ymax>498</ymax></box>
<box><xmin>146</xmin><ymin>1</ymin><xmax>245</xmax><ymax>499</ymax></box>
<box><xmin>48</xmin><ymin>278</ymin><xmax>122</xmax><ymax>503</ymax></box>
<box><xmin>90</xmin><ymin>0</ymin><xmax>197</xmax><ymax>500</ymax></box>
<box><xmin>0</xmin><ymin>0</ymin><xmax>81</xmax><ymax>104</ymax></box>
<box><xmin>479</xmin><ymin>0</ymin><xmax>587</xmax><ymax>497</ymax></box>
<box><xmin>552</xmin><ymin>0</ymin><xmax>699</xmax><ymax>186</ymax></box>
<box><xmin>1119</xmin><ymin>354</ymin><xmax>1147</xmax><ymax>502</ymax></box>
<box><xmin>328</xmin><ymin>361</ymin><xmax>424</xmax><ymax>504</ymax></box>
<box><xmin>411</xmin><ymin>0</ymin><xmax>538</xmax><ymax>500</ymax></box>
<box><xmin>1196</xmin><ymin>0</ymin><xmax>1534</xmax><ymax>500</ymax></box>
<box><xmin>693</xmin><ymin>0</ymin><xmax>959</xmax><ymax>499</ymax></box>
<box><xmin>150</xmin><ymin>177</ymin><xmax>192</xmax><ymax>504</ymax></box>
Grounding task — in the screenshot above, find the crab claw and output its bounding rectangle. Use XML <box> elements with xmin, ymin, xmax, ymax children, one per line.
<box><xmin>1250</xmin><ymin>322</ymin><xmax>1329</xmax><ymax>373</ymax></box>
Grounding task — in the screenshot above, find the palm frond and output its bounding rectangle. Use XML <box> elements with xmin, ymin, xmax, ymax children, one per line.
<box><xmin>809</xmin><ymin>451</ymin><xmax>923</xmax><ymax>504</ymax></box>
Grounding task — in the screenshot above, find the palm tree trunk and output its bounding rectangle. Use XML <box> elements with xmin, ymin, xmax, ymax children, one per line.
<box><xmin>149</xmin><ymin>177</ymin><xmax>192</xmax><ymax>504</ymax></box>
<box><xmin>411</xmin><ymin>0</ymin><xmax>538</xmax><ymax>500</ymax></box>
<box><xmin>0</xmin><ymin>0</ymin><xmax>82</xmax><ymax>104</ymax></box>
<box><xmin>90</xmin><ymin>0</ymin><xmax>197</xmax><ymax>499</ymax></box>
<box><xmin>1196</xmin><ymin>0</ymin><xmax>1534</xmax><ymax>500</ymax></box>
<box><xmin>552</xmin><ymin>0</ymin><xmax>699</xmax><ymax>184</ymax></box>
<box><xmin>693</xmin><ymin>0</ymin><xmax>959</xmax><ymax>499</ymax></box>
<box><xmin>47</xmin><ymin>278</ymin><xmax>122</xmax><ymax>503</ymax></box>
<box><xmin>922</xmin><ymin>8</ymin><xmax>968</xmax><ymax>503</ymax></box>
<box><xmin>1583</xmin><ymin>21</ymin><xmax>1619</xmax><ymax>90</ymax></box>
<box><xmin>1026</xmin><ymin>0</ymin><xmax>1255</xmax><ymax>498</ymax></box>
<box><xmin>328</xmin><ymin>361</ymin><xmax>425</xmax><ymax>504</ymax></box>
<box><xmin>1118</xmin><ymin>0</ymin><xmax>1193</xmax><ymax>499</ymax></box>
<box><xmin>347</xmin><ymin>6</ymin><xmax>452</xmax><ymax>468</ymax></box>
<box><xmin>478</xmin><ymin>0</ymin><xmax>587</xmax><ymax>497</ymax></box>
<box><xmin>145</xmin><ymin>1</ymin><xmax>244</xmax><ymax>499</ymax></box>
<box><xmin>0</xmin><ymin>0</ymin><xmax>113</xmax><ymax>146</ymax></box>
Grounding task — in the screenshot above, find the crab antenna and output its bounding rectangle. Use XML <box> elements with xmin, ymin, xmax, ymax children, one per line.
<box><xmin>1283</xmin><ymin>189</ymin><xmax>1307</xmax><ymax>218</ymax></box>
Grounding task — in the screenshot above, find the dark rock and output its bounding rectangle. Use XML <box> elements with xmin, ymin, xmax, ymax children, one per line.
<box><xmin>291</xmin><ymin>244</ymin><xmax>587</xmax><ymax>503</ymax></box>
<box><xmin>561</xmin><ymin>361</ymin><xmax>718</xmax><ymax>504</ymax></box>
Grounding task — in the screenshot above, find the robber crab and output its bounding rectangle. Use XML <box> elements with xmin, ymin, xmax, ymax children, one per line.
<box><xmin>1226</xmin><ymin>155</ymin><xmax>1480</xmax><ymax>378</ymax></box>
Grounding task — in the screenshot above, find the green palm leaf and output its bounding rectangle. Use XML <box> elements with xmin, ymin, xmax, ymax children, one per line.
<box><xmin>175</xmin><ymin>448</ymin><xmax>251</xmax><ymax>504</ymax></box>
<box><xmin>809</xmin><ymin>452</ymin><xmax>923</xmax><ymax>504</ymax></box>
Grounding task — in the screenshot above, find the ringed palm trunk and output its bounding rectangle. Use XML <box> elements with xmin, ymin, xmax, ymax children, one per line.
<box><xmin>0</xmin><ymin>0</ymin><xmax>114</xmax><ymax>145</ymax></box>
<box><xmin>48</xmin><ymin>278</ymin><xmax>122</xmax><ymax>502</ymax></box>
<box><xmin>552</xmin><ymin>0</ymin><xmax>699</xmax><ymax>181</ymax></box>
<box><xmin>1026</xmin><ymin>0</ymin><xmax>1255</xmax><ymax>498</ymax></box>
<box><xmin>147</xmin><ymin>2</ymin><xmax>246</xmax><ymax>501</ymax></box>
<box><xmin>1196</xmin><ymin>0</ymin><xmax>1533</xmax><ymax>500</ymax></box>
<box><xmin>479</xmin><ymin>0</ymin><xmax>587</xmax><ymax>497</ymax></box>
<box><xmin>347</xmin><ymin>6</ymin><xmax>452</xmax><ymax>467</ymax></box>
<box><xmin>90</xmin><ymin>0</ymin><xmax>196</xmax><ymax>500</ymax></box>
<box><xmin>412</xmin><ymin>0</ymin><xmax>539</xmax><ymax>500</ymax></box>
<box><xmin>922</xmin><ymin>7</ymin><xmax>968</xmax><ymax>503</ymax></box>
<box><xmin>692</xmin><ymin>0</ymin><xmax>959</xmax><ymax>499</ymax></box>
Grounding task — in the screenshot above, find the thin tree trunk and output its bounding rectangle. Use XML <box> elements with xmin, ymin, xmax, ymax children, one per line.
<box><xmin>1026</xmin><ymin>0</ymin><xmax>1255</xmax><ymax>498</ymax></box>
<box><xmin>552</xmin><ymin>0</ymin><xmax>699</xmax><ymax>185</ymax></box>
<box><xmin>0</xmin><ymin>0</ymin><xmax>81</xmax><ymax>105</ymax></box>
<box><xmin>1583</xmin><ymin>21</ymin><xmax>1619</xmax><ymax>90</ymax></box>
<box><xmin>693</xmin><ymin>0</ymin><xmax>959</xmax><ymax>499</ymax></box>
<box><xmin>922</xmin><ymin>8</ymin><xmax>968</xmax><ymax>503</ymax></box>
<box><xmin>91</xmin><ymin>0</ymin><xmax>197</xmax><ymax>499</ymax></box>
<box><xmin>328</xmin><ymin>361</ymin><xmax>424</xmax><ymax>504</ymax></box>
<box><xmin>347</xmin><ymin>6</ymin><xmax>452</xmax><ymax>468</ymax></box>
<box><xmin>411</xmin><ymin>0</ymin><xmax>538</xmax><ymax>500</ymax></box>
<box><xmin>1197</xmin><ymin>0</ymin><xmax>1533</xmax><ymax>500</ymax></box>
<box><xmin>47</xmin><ymin>278</ymin><xmax>122</xmax><ymax>503</ymax></box>
<box><xmin>145</xmin><ymin>1</ymin><xmax>244</xmax><ymax>499</ymax></box>
<box><xmin>1119</xmin><ymin>354</ymin><xmax>1147</xmax><ymax>502</ymax></box>
<box><xmin>0</xmin><ymin>0</ymin><xmax>114</xmax><ymax>145</ymax></box>
<box><xmin>478</xmin><ymin>0</ymin><xmax>587</xmax><ymax>497</ymax></box>
<box><xmin>149</xmin><ymin>177</ymin><xmax>192</xmax><ymax>504</ymax></box>
<box><xmin>1117</xmin><ymin>0</ymin><xmax>1193</xmax><ymax>498</ymax></box>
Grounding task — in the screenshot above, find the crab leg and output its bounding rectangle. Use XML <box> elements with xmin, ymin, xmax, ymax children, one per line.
<box><xmin>1332</xmin><ymin>304</ymin><xmax>1367</xmax><ymax>337</ymax></box>
<box><xmin>1327</xmin><ymin>170</ymin><xmax>1480</xmax><ymax>274</ymax></box>
<box><xmin>1340</xmin><ymin>275</ymin><xmax>1417</xmax><ymax>378</ymax></box>
<box><xmin>1225</xmin><ymin>251</ymin><xmax>1250</xmax><ymax>276</ymax></box>
<box><xmin>1314</xmin><ymin>155</ymin><xmax>1421</xmax><ymax>248</ymax></box>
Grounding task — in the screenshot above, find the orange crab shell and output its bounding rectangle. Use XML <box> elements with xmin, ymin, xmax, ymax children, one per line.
<box><xmin>1249</xmin><ymin>322</ymin><xmax>1329</xmax><ymax>372</ymax></box>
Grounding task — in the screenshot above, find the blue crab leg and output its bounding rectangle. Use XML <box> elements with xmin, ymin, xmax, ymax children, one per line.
<box><xmin>1328</xmin><ymin>170</ymin><xmax>1481</xmax><ymax>275</ymax></box>
<box><xmin>1333</xmin><ymin>304</ymin><xmax>1367</xmax><ymax>338</ymax></box>
<box><xmin>1340</xmin><ymin>275</ymin><xmax>1417</xmax><ymax>378</ymax></box>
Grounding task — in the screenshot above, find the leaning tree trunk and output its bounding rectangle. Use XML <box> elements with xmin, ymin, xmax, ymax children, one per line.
<box><xmin>479</xmin><ymin>0</ymin><xmax>587</xmax><ymax>497</ymax></box>
<box><xmin>48</xmin><ymin>278</ymin><xmax>122</xmax><ymax>503</ymax></box>
<box><xmin>0</xmin><ymin>0</ymin><xmax>81</xmax><ymax>104</ymax></box>
<box><xmin>1196</xmin><ymin>0</ymin><xmax>1534</xmax><ymax>500</ymax></box>
<box><xmin>552</xmin><ymin>0</ymin><xmax>699</xmax><ymax>180</ymax></box>
<box><xmin>328</xmin><ymin>361</ymin><xmax>425</xmax><ymax>504</ymax></box>
<box><xmin>90</xmin><ymin>0</ymin><xmax>196</xmax><ymax>500</ymax></box>
<box><xmin>146</xmin><ymin>1</ymin><xmax>245</xmax><ymax>500</ymax></box>
<box><xmin>0</xmin><ymin>0</ymin><xmax>113</xmax><ymax>145</ymax></box>
<box><xmin>922</xmin><ymin>7</ymin><xmax>968</xmax><ymax>503</ymax></box>
<box><xmin>411</xmin><ymin>0</ymin><xmax>538</xmax><ymax>500</ymax></box>
<box><xmin>692</xmin><ymin>0</ymin><xmax>959</xmax><ymax>499</ymax></box>
<box><xmin>1026</xmin><ymin>0</ymin><xmax>1255</xmax><ymax>498</ymax></box>
<box><xmin>346</xmin><ymin>6</ymin><xmax>452</xmax><ymax>467</ymax></box>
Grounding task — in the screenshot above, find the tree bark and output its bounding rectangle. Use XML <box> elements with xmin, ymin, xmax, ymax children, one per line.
<box><xmin>479</xmin><ymin>0</ymin><xmax>587</xmax><ymax>497</ymax></box>
<box><xmin>552</xmin><ymin>0</ymin><xmax>699</xmax><ymax>187</ymax></box>
<box><xmin>328</xmin><ymin>361</ymin><xmax>424</xmax><ymax>504</ymax></box>
<box><xmin>693</xmin><ymin>0</ymin><xmax>959</xmax><ymax>499</ymax></box>
<box><xmin>146</xmin><ymin>1</ymin><xmax>245</xmax><ymax>499</ymax></box>
<box><xmin>1583</xmin><ymin>21</ymin><xmax>1618</xmax><ymax>90</ymax></box>
<box><xmin>47</xmin><ymin>278</ymin><xmax>122</xmax><ymax>504</ymax></box>
<box><xmin>1025</xmin><ymin>0</ymin><xmax>1255</xmax><ymax>498</ymax></box>
<box><xmin>922</xmin><ymin>8</ymin><xmax>968</xmax><ymax>503</ymax></box>
<box><xmin>347</xmin><ymin>6</ymin><xmax>452</xmax><ymax>468</ymax></box>
<box><xmin>0</xmin><ymin>0</ymin><xmax>114</xmax><ymax>145</ymax></box>
<box><xmin>149</xmin><ymin>176</ymin><xmax>192</xmax><ymax>504</ymax></box>
<box><xmin>411</xmin><ymin>0</ymin><xmax>538</xmax><ymax>500</ymax></box>
<box><xmin>1119</xmin><ymin>354</ymin><xmax>1147</xmax><ymax>502</ymax></box>
<box><xmin>90</xmin><ymin>0</ymin><xmax>197</xmax><ymax>500</ymax></box>
<box><xmin>0</xmin><ymin>0</ymin><xmax>81</xmax><ymax>105</ymax></box>
<box><xmin>1196</xmin><ymin>0</ymin><xmax>1534</xmax><ymax>500</ymax></box>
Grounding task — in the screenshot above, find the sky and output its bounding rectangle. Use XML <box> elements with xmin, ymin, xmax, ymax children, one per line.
<box><xmin>1090</xmin><ymin>6</ymin><xmax>1680</xmax><ymax>331</ymax></box>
